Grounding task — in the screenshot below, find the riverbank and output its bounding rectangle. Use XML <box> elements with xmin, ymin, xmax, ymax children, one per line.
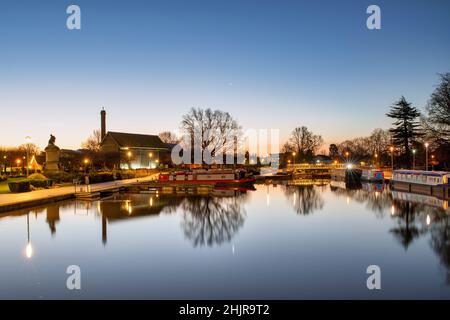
<box><xmin>0</xmin><ymin>174</ymin><xmax>158</xmax><ymax>213</ymax></box>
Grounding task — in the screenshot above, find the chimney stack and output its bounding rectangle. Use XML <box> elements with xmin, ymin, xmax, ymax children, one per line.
<box><xmin>101</xmin><ymin>108</ymin><xmax>106</xmax><ymax>140</ymax></box>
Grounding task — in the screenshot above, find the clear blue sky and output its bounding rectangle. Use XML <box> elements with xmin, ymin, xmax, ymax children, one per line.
<box><xmin>1</xmin><ymin>0</ymin><xmax>449</xmax><ymax>150</ymax></box>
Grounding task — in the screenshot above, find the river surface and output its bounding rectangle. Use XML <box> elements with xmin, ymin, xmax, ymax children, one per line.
<box><xmin>0</xmin><ymin>181</ymin><xmax>449</xmax><ymax>299</ymax></box>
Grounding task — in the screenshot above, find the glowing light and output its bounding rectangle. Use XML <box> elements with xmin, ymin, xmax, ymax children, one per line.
<box><xmin>155</xmin><ymin>159</ymin><xmax>159</xmax><ymax>164</ymax></box>
<box><xmin>127</xmin><ymin>151</ymin><xmax>132</xmax><ymax>157</ymax></box>
<box><xmin>16</xmin><ymin>159</ymin><xmax>21</xmax><ymax>165</ymax></box>
<box><xmin>426</xmin><ymin>215</ymin><xmax>431</xmax><ymax>226</ymax></box>
<box><xmin>293</xmin><ymin>192</ymin><xmax>296</xmax><ymax>206</ymax></box>
<box><xmin>148</xmin><ymin>152</ymin><xmax>153</xmax><ymax>158</ymax></box>
<box><xmin>346</xmin><ymin>164</ymin><xmax>353</xmax><ymax>169</ymax></box>
<box><xmin>149</xmin><ymin>197</ymin><xmax>153</xmax><ymax>207</ymax></box>
<box><xmin>425</xmin><ymin>142</ymin><xmax>429</xmax><ymax>148</ymax></box>
<box><xmin>83</xmin><ymin>158</ymin><xmax>89</xmax><ymax>164</ymax></box>
<box><xmin>346</xmin><ymin>197</ymin><xmax>350</xmax><ymax>205</ymax></box>
<box><xmin>25</xmin><ymin>243</ymin><xmax>33</xmax><ymax>259</ymax></box>
<box><xmin>391</xmin><ymin>205</ymin><xmax>395</xmax><ymax>215</ymax></box>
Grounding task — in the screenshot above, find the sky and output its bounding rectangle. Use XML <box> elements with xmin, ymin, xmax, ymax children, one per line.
<box><xmin>1</xmin><ymin>0</ymin><xmax>450</xmax><ymax>150</ymax></box>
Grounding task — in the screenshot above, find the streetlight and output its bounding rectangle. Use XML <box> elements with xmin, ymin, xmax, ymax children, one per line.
<box><xmin>345</xmin><ymin>151</ymin><xmax>350</xmax><ymax>162</ymax></box>
<box><xmin>16</xmin><ymin>159</ymin><xmax>21</xmax><ymax>173</ymax></box>
<box><xmin>127</xmin><ymin>151</ymin><xmax>132</xmax><ymax>170</ymax></box>
<box><xmin>374</xmin><ymin>153</ymin><xmax>378</xmax><ymax>167</ymax></box>
<box><xmin>25</xmin><ymin>136</ymin><xmax>31</xmax><ymax>177</ymax></box>
<box><xmin>431</xmin><ymin>155</ymin><xmax>435</xmax><ymax>171</ymax></box>
<box><xmin>84</xmin><ymin>158</ymin><xmax>90</xmax><ymax>173</ymax></box>
<box><xmin>292</xmin><ymin>152</ymin><xmax>296</xmax><ymax>166</ymax></box>
<box><xmin>412</xmin><ymin>149</ymin><xmax>416</xmax><ymax>170</ymax></box>
<box><xmin>148</xmin><ymin>152</ymin><xmax>153</xmax><ymax>158</ymax></box>
<box><xmin>425</xmin><ymin>142</ymin><xmax>429</xmax><ymax>171</ymax></box>
<box><xmin>390</xmin><ymin>146</ymin><xmax>394</xmax><ymax>172</ymax></box>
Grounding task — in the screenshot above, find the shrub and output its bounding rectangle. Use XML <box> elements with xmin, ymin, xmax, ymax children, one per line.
<box><xmin>0</xmin><ymin>175</ymin><xmax>7</xmax><ymax>182</ymax></box>
<box><xmin>28</xmin><ymin>179</ymin><xmax>53</xmax><ymax>189</ymax></box>
<box><xmin>28</xmin><ymin>173</ymin><xmax>48</xmax><ymax>180</ymax></box>
<box><xmin>86</xmin><ymin>173</ymin><xmax>115</xmax><ymax>184</ymax></box>
<box><xmin>8</xmin><ymin>181</ymin><xmax>31</xmax><ymax>193</ymax></box>
<box><xmin>46</xmin><ymin>172</ymin><xmax>83</xmax><ymax>183</ymax></box>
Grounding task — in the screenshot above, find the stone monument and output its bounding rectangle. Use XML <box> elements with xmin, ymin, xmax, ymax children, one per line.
<box><xmin>44</xmin><ymin>134</ymin><xmax>60</xmax><ymax>173</ymax></box>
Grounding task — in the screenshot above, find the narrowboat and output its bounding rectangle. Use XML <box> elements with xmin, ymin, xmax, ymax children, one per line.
<box><xmin>391</xmin><ymin>170</ymin><xmax>449</xmax><ymax>186</ymax></box>
<box><xmin>158</xmin><ymin>169</ymin><xmax>256</xmax><ymax>186</ymax></box>
<box><xmin>391</xmin><ymin>170</ymin><xmax>450</xmax><ymax>199</ymax></box>
<box><xmin>360</xmin><ymin>169</ymin><xmax>384</xmax><ymax>182</ymax></box>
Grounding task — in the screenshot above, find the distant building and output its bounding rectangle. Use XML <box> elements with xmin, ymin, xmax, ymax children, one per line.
<box><xmin>100</xmin><ymin>131</ymin><xmax>169</xmax><ymax>169</ymax></box>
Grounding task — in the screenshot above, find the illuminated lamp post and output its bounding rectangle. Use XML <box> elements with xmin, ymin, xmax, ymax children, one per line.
<box><xmin>412</xmin><ymin>149</ymin><xmax>416</xmax><ymax>170</ymax></box>
<box><xmin>424</xmin><ymin>142</ymin><xmax>429</xmax><ymax>171</ymax></box>
<box><xmin>390</xmin><ymin>146</ymin><xmax>394</xmax><ymax>172</ymax></box>
<box><xmin>25</xmin><ymin>136</ymin><xmax>31</xmax><ymax>177</ymax></box>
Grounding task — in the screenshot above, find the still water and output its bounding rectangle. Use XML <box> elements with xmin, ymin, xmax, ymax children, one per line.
<box><xmin>0</xmin><ymin>181</ymin><xmax>449</xmax><ymax>299</ymax></box>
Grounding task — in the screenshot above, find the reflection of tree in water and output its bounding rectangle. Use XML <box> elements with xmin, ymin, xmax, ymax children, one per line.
<box><xmin>283</xmin><ymin>185</ymin><xmax>324</xmax><ymax>215</ymax></box>
<box><xmin>428</xmin><ymin>214</ymin><xmax>450</xmax><ymax>283</ymax></box>
<box><xmin>390</xmin><ymin>201</ymin><xmax>425</xmax><ymax>250</ymax></box>
<box><xmin>329</xmin><ymin>183</ymin><xmax>392</xmax><ymax>218</ymax></box>
<box><xmin>181</xmin><ymin>194</ymin><xmax>247</xmax><ymax>247</ymax></box>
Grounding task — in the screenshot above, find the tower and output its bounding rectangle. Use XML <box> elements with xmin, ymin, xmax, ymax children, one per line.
<box><xmin>101</xmin><ymin>108</ymin><xmax>106</xmax><ymax>140</ymax></box>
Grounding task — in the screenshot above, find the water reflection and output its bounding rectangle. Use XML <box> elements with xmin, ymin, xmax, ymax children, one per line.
<box><xmin>429</xmin><ymin>217</ymin><xmax>450</xmax><ymax>283</ymax></box>
<box><xmin>97</xmin><ymin>188</ymin><xmax>249</xmax><ymax>247</ymax></box>
<box><xmin>283</xmin><ymin>180</ymin><xmax>326</xmax><ymax>215</ymax></box>
<box><xmin>181</xmin><ymin>192</ymin><xmax>247</xmax><ymax>247</ymax></box>
<box><xmin>330</xmin><ymin>181</ymin><xmax>392</xmax><ymax>218</ymax></box>
<box><xmin>2</xmin><ymin>182</ymin><xmax>450</xmax><ymax>297</ymax></box>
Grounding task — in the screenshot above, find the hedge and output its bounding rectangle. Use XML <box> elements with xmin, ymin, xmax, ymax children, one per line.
<box><xmin>29</xmin><ymin>179</ymin><xmax>53</xmax><ymax>189</ymax></box>
<box><xmin>86</xmin><ymin>173</ymin><xmax>115</xmax><ymax>184</ymax></box>
<box><xmin>8</xmin><ymin>181</ymin><xmax>31</xmax><ymax>193</ymax></box>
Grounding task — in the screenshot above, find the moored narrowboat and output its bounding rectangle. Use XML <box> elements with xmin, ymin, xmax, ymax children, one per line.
<box><xmin>391</xmin><ymin>170</ymin><xmax>450</xmax><ymax>199</ymax></box>
<box><xmin>158</xmin><ymin>169</ymin><xmax>256</xmax><ymax>186</ymax></box>
<box><xmin>361</xmin><ymin>169</ymin><xmax>384</xmax><ymax>182</ymax></box>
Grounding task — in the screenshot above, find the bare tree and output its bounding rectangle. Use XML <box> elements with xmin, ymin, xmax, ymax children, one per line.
<box><xmin>82</xmin><ymin>130</ymin><xmax>102</xmax><ymax>152</ymax></box>
<box><xmin>18</xmin><ymin>143</ymin><xmax>40</xmax><ymax>156</ymax></box>
<box><xmin>424</xmin><ymin>73</ymin><xmax>450</xmax><ymax>147</ymax></box>
<box><xmin>158</xmin><ymin>131</ymin><xmax>180</xmax><ymax>144</ymax></box>
<box><xmin>180</xmin><ymin>108</ymin><xmax>241</xmax><ymax>164</ymax></box>
<box><xmin>288</xmin><ymin>126</ymin><xmax>323</xmax><ymax>161</ymax></box>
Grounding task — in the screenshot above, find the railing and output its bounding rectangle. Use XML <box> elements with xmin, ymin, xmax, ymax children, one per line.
<box><xmin>287</xmin><ymin>163</ymin><xmax>345</xmax><ymax>170</ymax></box>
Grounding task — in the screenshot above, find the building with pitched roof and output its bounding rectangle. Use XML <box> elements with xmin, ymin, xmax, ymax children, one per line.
<box><xmin>99</xmin><ymin>110</ymin><xmax>169</xmax><ymax>169</ymax></box>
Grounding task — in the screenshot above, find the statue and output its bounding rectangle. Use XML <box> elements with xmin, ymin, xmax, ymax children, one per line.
<box><xmin>44</xmin><ymin>134</ymin><xmax>60</xmax><ymax>173</ymax></box>
<box><xmin>48</xmin><ymin>134</ymin><xmax>56</xmax><ymax>145</ymax></box>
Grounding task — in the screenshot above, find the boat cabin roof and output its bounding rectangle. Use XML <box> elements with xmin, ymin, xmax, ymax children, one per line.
<box><xmin>394</xmin><ymin>169</ymin><xmax>450</xmax><ymax>177</ymax></box>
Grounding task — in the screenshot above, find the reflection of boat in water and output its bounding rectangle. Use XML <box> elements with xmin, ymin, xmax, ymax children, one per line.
<box><xmin>257</xmin><ymin>167</ymin><xmax>292</xmax><ymax>180</ymax></box>
<box><xmin>158</xmin><ymin>169</ymin><xmax>256</xmax><ymax>186</ymax></box>
<box><xmin>391</xmin><ymin>170</ymin><xmax>450</xmax><ymax>199</ymax></box>
<box><xmin>331</xmin><ymin>168</ymin><xmax>362</xmax><ymax>183</ymax></box>
<box><xmin>392</xmin><ymin>190</ymin><xmax>449</xmax><ymax>212</ymax></box>
<box><xmin>361</xmin><ymin>182</ymin><xmax>385</xmax><ymax>192</ymax></box>
<box><xmin>330</xmin><ymin>179</ymin><xmax>362</xmax><ymax>190</ymax></box>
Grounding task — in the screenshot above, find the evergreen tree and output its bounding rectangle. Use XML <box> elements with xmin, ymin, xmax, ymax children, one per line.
<box><xmin>386</xmin><ymin>96</ymin><xmax>421</xmax><ymax>168</ymax></box>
